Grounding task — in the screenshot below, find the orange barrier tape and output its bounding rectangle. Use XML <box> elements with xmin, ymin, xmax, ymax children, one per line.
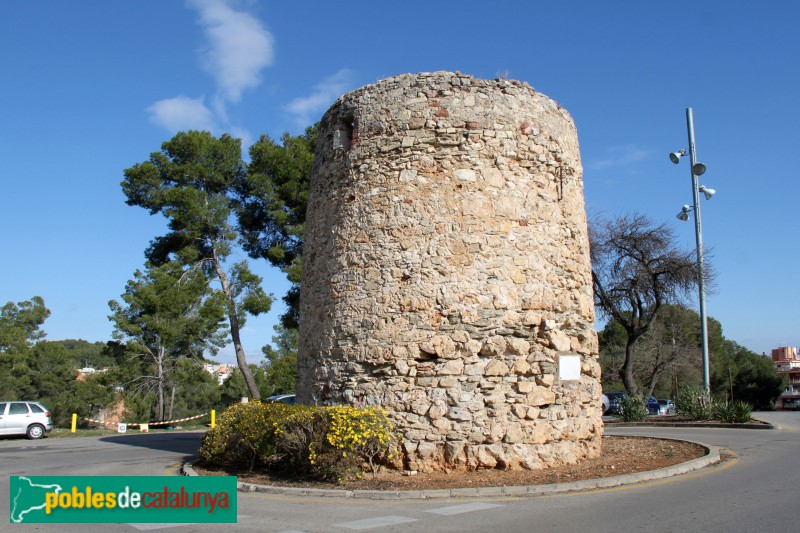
<box><xmin>80</xmin><ymin>412</ymin><xmax>209</xmax><ymax>428</ymax></box>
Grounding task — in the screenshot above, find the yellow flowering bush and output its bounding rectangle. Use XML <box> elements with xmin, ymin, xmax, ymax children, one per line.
<box><xmin>199</xmin><ymin>401</ymin><xmax>398</xmax><ymax>483</ymax></box>
<box><xmin>325</xmin><ymin>406</ymin><xmax>397</xmax><ymax>479</ymax></box>
<box><xmin>198</xmin><ymin>401</ymin><xmax>292</xmax><ymax>471</ymax></box>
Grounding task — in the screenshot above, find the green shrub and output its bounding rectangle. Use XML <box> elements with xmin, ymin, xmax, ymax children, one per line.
<box><xmin>732</xmin><ymin>400</ymin><xmax>753</xmax><ymax>423</ymax></box>
<box><xmin>200</xmin><ymin>401</ymin><xmax>398</xmax><ymax>483</ymax></box>
<box><xmin>275</xmin><ymin>405</ymin><xmax>397</xmax><ymax>482</ymax></box>
<box><xmin>677</xmin><ymin>387</ymin><xmax>754</xmax><ymax>423</ymax></box>
<box><xmin>715</xmin><ymin>400</ymin><xmax>753</xmax><ymax>423</ymax></box>
<box><xmin>713</xmin><ymin>398</ymin><xmax>735</xmax><ymax>423</ymax></box>
<box><xmin>676</xmin><ymin>387</ymin><xmax>713</xmax><ymax>420</ymax></box>
<box><xmin>619</xmin><ymin>395</ymin><xmax>648</xmax><ymax>422</ymax></box>
<box><xmin>273</xmin><ymin>405</ymin><xmax>338</xmax><ymax>477</ymax></box>
<box><xmin>198</xmin><ymin>401</ymin><xmax>293</xmax><ymax>471</ymax></box>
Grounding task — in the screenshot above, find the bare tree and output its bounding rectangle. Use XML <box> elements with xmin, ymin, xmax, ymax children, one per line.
<box><xmin>590</xmin><ymin>213</ymin><xmax>699</xmax><ymax>397</ymax></box>
<box><xmin>634</xmin><ymin>304</ymin><xmax>702</xmax><ymax>397</ymax></box>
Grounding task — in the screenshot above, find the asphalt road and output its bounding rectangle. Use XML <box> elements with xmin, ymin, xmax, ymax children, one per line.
<box><xmin>2</xmin><ymin>412</ymin><xmax>798</xmax><ymax>532</ymax></box>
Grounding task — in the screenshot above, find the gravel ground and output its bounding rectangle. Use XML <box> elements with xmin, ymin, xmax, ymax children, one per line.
<box><xmin>195</xmin><ymin>435</ymin><xmax>708</xmax><ymax>491</ymax></box>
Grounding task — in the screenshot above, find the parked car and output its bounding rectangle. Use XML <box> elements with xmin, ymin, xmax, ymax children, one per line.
<box><xmin>604</xmin><ymin>392</ymin><xmax>627</xmax><ymax>415</ymax></box>
<box><xmin>267</xmin><ymin>394</ymin><xmax>296</xmax><ymax>405</ymax></box>
<box><xmin>645</xmin><ymin>396</ymin><xmax>660</xmax><ymax>415</ymax></box>
<box><xmin>658</xmin><ymin>399</ymin><xmax>676</xmax><ymax>415</ymax></box>
<box><xmin>0</xmin><ymin>401</ymin><xmax>52</xmax><ymax>439</ymax></box>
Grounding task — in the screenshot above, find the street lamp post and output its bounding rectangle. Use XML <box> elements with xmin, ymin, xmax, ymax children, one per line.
<box><xmin>671</xmin><ymin>107</ymin><xmax>712</xmax><ymax>399</ymax></box>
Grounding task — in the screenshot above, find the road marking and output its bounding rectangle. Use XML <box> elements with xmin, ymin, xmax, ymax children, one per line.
<box><xmin>334</xmin><ymin>515</ymin><xmax>418</xmax><ymax>529</ymax></box>
<box><xmin>163</xmin><ymin>462</ymin><xmax>183</xmax><ymax>476</ymax></box>
<box><xmin>425</xmin><ymin>502</ymin><xmax>505</xmax><ymax>515</ymax></box>
<box><xmin>128</xmin><ymin>524</ymin><xmax>195</xmax><ymax>531</ymax></box>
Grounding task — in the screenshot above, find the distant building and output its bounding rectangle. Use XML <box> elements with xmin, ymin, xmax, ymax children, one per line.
<box><xmin>75</xmin><ymin>367</ymin><xmax>108</xmax><ymax>381</ymax></box>
<box><xmin>772</xmin><ymin>346</ymin><xmax>797</xmax><ymax>362</ymax></box>
<box><xmin>772</xmin><ymin>347</ymin><xmax>800</xmax><ymax>409</ymax></box>
<box><xmin>204</xmin><ymin>363</ymin><xmax>236</xmax><ymax>385</ymax></box>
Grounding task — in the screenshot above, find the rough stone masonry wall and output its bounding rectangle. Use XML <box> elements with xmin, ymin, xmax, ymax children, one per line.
<box><xmin>298</xmin><ymin>72</ymin><xmax>602</xmax><ymax>472</ymax></box>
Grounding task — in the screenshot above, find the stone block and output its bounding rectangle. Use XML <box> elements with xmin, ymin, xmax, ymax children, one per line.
<box><xmin>517</xmin><ymin>381</ymin><xmax>535</xmax><ymax>394</ymax></box>
<box><xmin>484</xmin><ymin>359</ymin><xmax>510</xmax><ymax>376</ymax></box>
<box><xmin>465</xmin><ymin>361</ymin><xmax>487</xmax><ymax>375</ymax></box>
<box><xmin>395</xmin><ymin>360</ymin><xmax>410</xmax><ymax>375</ymax></box>
<box><xmin>512</xmin><ymin>357</ymin><xmax>532</xmax><ymax>374</ymax></box>
<box><xmin>507</xmin><ymin>338</ymin><xmax>531</xmax><ymax>355</ymax></box>
<box><xmin>527</xmin><ymin>386</ymin><xmax>556</xmax><ymax>406</ymax></box>
<box><xmin>454</xmin><ymin>168</ymin><xmax>477</xmax><ymax>182</ymax></box>
<box><xmin>438</xmin><ymin>359</ymin><xmax>464</xmax><ymax>375</ymax></box>
<box><xmin>504</xmin><ymin>422</ymin><xmax>524</xmax><ymax>444</ymax></box>
<box><xmin>448</xmin><ymin>407</ymin><xmax>472</xmax><ymax>421</ymax></box>
<box><xmin>428</xmin><ymin>401</ymin><xmax>447</xmax><ymax>420</ymax></box>
<box><xmin>444</xmin><ymin>441</ymin><xmax>467</xmax><ymax>465</ymax></box>
<box><xmin>416</xmin><ymin>377</ymin><xmax>438</xmax><ymax>387</ymax></box>
<box><xmin>438</xmin><ymin>376</ymin><xmax>458</xmax><ymax>388</ymax></box>
<box><xmin>419</xmin><ymin>335</ymin><xmax>457</xmax><ymax>358</ymax></box>
<box><xmin>431</xmin><ymin>417</ymin><xmax>451</xmax><ymax>431</ymax></box>
<box><xmin>480</xmin><ymin>336</ymin><xmax>507</xmax><ymax>357</ymax></box>
<box><xmin>545</xmin><ymin>329</ymin><xmax>572</xmax><ymax>352</ymax></box>
<box><xmin>481</xmin><ymin>168</ymin><xmax>505</xmax><ymax>187</ymax></box>
<box><xmin>475</xmin><ymin>446</ymin><xmax>499</xmax><ymax>469</ymax></box>
<box><xmin>526</xmin><ymin>422</ymin><xmax>553</xmax><ymax>444</ymax></box>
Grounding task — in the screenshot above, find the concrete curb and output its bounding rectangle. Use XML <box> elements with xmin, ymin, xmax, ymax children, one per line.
<box><xmin>605</xmin><ymin>418</ymin><xmax>776</xmax><ymax>430</ymax></box>
<box><xmin>182</xmin><ymin>437</ymin><xmax>721</xmax><ymax>500</ymax></box>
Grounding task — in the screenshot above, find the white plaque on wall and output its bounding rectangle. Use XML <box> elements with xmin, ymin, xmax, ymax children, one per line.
<box><xmin>558</xmin><ymin>354</ymin><xmax>581</xmax><ymax>381</ymax></box>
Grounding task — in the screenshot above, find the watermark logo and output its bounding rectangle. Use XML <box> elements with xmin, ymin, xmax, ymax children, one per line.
<box><xmin>9</xmin><ymin>476</ymin><xmax>236</xmax><ymax>523</ymax></box>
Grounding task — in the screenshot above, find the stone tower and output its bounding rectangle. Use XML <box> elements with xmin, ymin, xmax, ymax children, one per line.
<box><xmin>298</xmin><ymin>72</ymin><xmax>602</xmax><ymax>471</ymax></box>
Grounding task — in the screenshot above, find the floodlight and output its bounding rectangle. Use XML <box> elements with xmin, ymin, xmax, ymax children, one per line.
<box><xmin>676</xmin><ymin>205</ymin><xmax>691</xmax><ymax>221</ymax></box>
<box><xmin>692</xmin><ymin>162</ymin><xmax>707</xmax><ymax>176</ymax></box>
<box><xmin>699</xmin><ymin>185</ymin><xmax>716</xmax><ymax>200</ymax></box>
<box><xmin>669</xmin><ymin>149</ymin><xmax>687</xmax><ymax>164</ymax></box>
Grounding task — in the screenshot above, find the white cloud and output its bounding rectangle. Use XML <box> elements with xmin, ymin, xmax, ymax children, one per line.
<box><xmin>148</xmin><ymin>1</ymin><xmax>273</xmax><ymax>137</ymax></box>
<box><xmin>188</xmin><ymin>0</ymin><xmax>274</xmax><ymax>103</ymax></box>
<box><xmin>147</xmin><ymin>95</ymin><xmax>216</xmax><ymax>132</ymax></box>
<box><xmin>285</xmin><ymin>69</ymin><xmax>356</xmax><ymax>126</ymax></box>
<box><xmin>590</xmin><ymin>144</ymin><xmax>651</xmax><ymax>170</ymax></box>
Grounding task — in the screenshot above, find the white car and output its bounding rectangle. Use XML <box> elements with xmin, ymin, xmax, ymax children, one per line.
<box><xmin>658</xmin><ymin>399</ymin><xmax>676</xmax><ymax>416</ymax></box>
<box><xmin>0</xmin><ymin>401</ymin><xmax>53</xmax><ymax>439</ymax></box>
<box><xmin>267</xmin><ymin>394</ymin><xmax>296</xmax><ymax>405</ymax></box>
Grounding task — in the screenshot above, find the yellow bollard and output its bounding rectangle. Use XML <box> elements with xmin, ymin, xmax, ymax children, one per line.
<box><xmin>211</xmin><ymin>410</ymin><xmax>216</xmax><ymax>429</ymax></box>
<box><xmin>71</xmin><ymin>413</ymin><xmax>77</xmax><ymax>433</ymax></box>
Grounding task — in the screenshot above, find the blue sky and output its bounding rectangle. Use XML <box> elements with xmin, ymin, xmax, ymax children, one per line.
<box><xmin>2</xmin><ymin>0</ymin><xmax>798</xmax><ymax>364</ymax></box>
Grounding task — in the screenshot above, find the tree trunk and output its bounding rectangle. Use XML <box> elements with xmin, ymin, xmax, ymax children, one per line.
<box><xmin>212</xmin><ymin>248</ymin><xmax>261</xmax><ymax>400</ymax></box>
<box><xmin>619</xmin><ymin>339</ymin><xmax>639</xmax><ymax>397</ymax></box>
<box><xmin>156</xmin><ymin>347</ymin><xmax>165</xmax><ymax>421</ymax></box>
<box><xmin>645</xmin><ymin>371</ymin><xmax>661</xmax><ymax>398</ymax></box>
<box><xmin>229</xmin><ymin>314</ymin><xmax>260</xmax><ymax>400</ymax></box>
<box><xmin>168</xmin><ymin>383</ymin><xmax>176</xmax><ymax>421</ymax></box>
